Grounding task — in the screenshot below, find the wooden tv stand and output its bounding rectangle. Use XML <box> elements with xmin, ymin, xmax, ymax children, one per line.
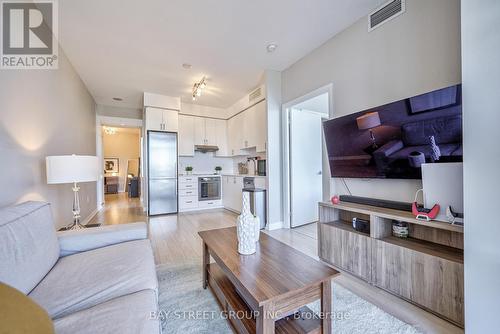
<box><xmin>318</xmin><ymin>201</ymin><xmax>464</xmax><ymax>327</ymax></box>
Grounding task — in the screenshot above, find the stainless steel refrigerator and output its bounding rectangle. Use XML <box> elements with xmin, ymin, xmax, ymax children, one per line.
<box><xmin>147</xmin><ymin>131</ymin><xmax>177</xmax><ymax>215</ymax></box>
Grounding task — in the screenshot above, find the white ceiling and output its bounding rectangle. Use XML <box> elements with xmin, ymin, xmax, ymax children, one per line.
<box><xmin>59</xmin><ymin>0</ymin><xmax>384</xmax><ymax>109</ymax></box>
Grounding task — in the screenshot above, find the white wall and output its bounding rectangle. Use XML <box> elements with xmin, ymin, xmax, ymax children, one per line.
<box><xmin>281</xmin><ymin>0</ymin><xmax>461</xmax><ymax>202</ymax></box>
<box><xmin>265</xmin><ymin>70</ymin><xmax>283</xmax><ymax>229</ymax></box>
<box><xmin>462</xmin><ymin>0</ymin><xmax>500</xmax><ymax>331</ymax></box>
<box><xmin>0</xmin><ymin>48</ymin><xmax>97</xmax><ymax>229</ymax></box>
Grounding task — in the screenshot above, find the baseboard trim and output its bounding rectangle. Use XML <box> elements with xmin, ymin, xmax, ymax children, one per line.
<box><xmin>266</xmin><ymin>221</ymin><xmax>283</xmax><ymax>231</ymax></box>
<box><xmin>82</xmin><ymin>207</ymin><xmax>99</xmax><ymax>225</ymax></box>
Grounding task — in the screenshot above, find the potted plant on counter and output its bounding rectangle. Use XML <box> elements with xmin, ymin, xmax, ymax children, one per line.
<box><xmin>185</xmin><ymin>166</ymin><xmax>193</xmax><ymax>175</ymax></box>
<box><xmin>215</xmin><ymin>166</ymin><xmax>222</xmax><ymax>175</ymax></box>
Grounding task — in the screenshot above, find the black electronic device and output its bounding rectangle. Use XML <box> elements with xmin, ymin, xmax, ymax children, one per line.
<box><xmin>352</xmin><ymin>217</ymin><xmax>370</xmax><ymax>234</ymax></box>
<box><xmin>339</xmin><ymin>195</ymin><xmax>412</xmax><ymax>212</ymax></box>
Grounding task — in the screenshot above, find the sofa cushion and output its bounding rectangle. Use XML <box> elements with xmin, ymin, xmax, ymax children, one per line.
<box><xmin>29</xmin><ymin>239</ymin><xmax>157</xmax><ymax>319</ymax></box>
<box><xmin>401</xmin><ymin>115</ymin><xmax>462</xmax><ymax>146</ymax></box>
<box><xmin>54</xmin><ymin>290</ymin><xmax>160</xmax><ymax>334</ymax></box>
<box><xmin>0</xmin><ymin>202</ymin><xmax>59</xmax><ymax>294</ymax></box>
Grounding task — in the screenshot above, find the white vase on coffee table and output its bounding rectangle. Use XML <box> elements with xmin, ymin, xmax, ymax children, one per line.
<box><xmin>237</xmin><ymin>192</ymin><xmax>259</xmax><ymax>255</ymax></box>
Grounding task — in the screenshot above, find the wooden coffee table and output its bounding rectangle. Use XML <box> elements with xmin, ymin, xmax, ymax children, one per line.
<box><xmin>199</xmin><ymin>227</ymin><xmax>340</xmax><ymax>334</ymax></box>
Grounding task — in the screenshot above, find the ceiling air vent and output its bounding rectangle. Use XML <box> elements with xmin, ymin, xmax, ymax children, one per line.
<box><xmin>249</xmin><ymin>87</ymin><xmax>262</xmax><ymax>102</ymax></box>
<box><xmin>368</xmin><ymin>0</ymin><xmax>405</xmax><ymax>32</ymax></box>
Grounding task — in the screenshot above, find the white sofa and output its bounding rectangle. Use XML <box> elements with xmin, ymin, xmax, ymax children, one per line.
<box><xmin>0</xmin><ymin>201</ymin><xmax>160</xmax><ymax>334</ymax></box>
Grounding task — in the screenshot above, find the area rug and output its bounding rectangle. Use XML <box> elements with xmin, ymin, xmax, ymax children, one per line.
<box><xmin>156</xmin><ymin>263</ymin><xmax>422</xmax><ymax>334</ymax></box>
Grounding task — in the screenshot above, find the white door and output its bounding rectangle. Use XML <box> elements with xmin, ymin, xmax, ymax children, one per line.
<box><xmin>289</xmin><ymin>109</ymin><xmax>323</xmax><ymax>227</ymax></box>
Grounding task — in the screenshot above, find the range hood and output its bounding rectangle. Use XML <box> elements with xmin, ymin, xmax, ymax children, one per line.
<box><xmin>194</xmin><ymin>145</ymin><xmax>219</xmax><ymax>153</ymax></box>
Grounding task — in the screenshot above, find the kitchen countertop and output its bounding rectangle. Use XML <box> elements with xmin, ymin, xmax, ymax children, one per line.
<box><xmin>221</xmin><ymin>173</ymin><xmax>266</xmax><ymax>178</ymax></box>
<box><xmin>179</xmin><ymin>173</ymin><xmax>221</xmax><ymax>177</ymax></box>
<box><xmin>178</xmin><ymin>173</ymin><xmax>266</xmax><ymax>178</ymax></box>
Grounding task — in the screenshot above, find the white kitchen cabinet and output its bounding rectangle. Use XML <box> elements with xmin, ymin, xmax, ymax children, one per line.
<box><xmin>193</xmin><ymin>117</ymin><xmax>206</xmax><ymax>145</ymax></box>
<box><xmin>193</xmin><ymin>117</ymin><xmax>224</xmax><ymax>146</ymax></box>
<box><xmin>242</xmin><ymin>105</ymin><xmax>256</xmax><ymax>149</ymax></box>
<box><xmin>215</xmin><ymin>120</ymin><xmax>228</xmax><ymax>156</ymax></box>
<box><xmin>145</xmin><ymin>107</ymin><xmax>178</xmax><ymax>132</ymax></box>
<box><xmin>227</xmin><ymin>113</ymin><xmax>244</xmax><ymax>156</ymax></box>
<box><xmin>254</xmin><ymin>101</ymin><xmax>267</xmax><ymax>152</ymax></box>
<box><xmin>226</xmin><ymin>100</ymin><xmax>267</xmax><ymax>154</ymax></box>
<box><xmin>223</xmin><ymin>176</ymin><xmax>243</xmax><ymax>213</ymax></box>
<box><xmin>178</xmin><ymin>115</ymin><xmax>195</xmax><ymax>156</ymax></box>
<box><xmin>205</xmin><ymin>119</ymin><xmax>218</xmax><ymax>145</ymax></box>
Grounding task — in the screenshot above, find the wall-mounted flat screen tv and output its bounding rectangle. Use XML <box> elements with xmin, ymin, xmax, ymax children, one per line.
<box><xmin>323</xmin><ymin>84</ymin><xmax>462</xmax><ymax>179</ymax></box>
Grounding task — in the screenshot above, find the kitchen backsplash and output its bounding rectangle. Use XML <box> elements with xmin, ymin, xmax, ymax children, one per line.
<box><xmin>179</xmin><ymin>152</ymin><xmax>234</xmax><ymax>174</ymax></box>
<box><xmin>179</xmin><ymin>149</ymin><xmax>266</xmax><ymax>175</ymax></box>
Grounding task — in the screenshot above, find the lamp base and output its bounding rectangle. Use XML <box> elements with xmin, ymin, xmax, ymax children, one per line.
<box><xmin>65</xmin><ymin>221</ymin><xmax>86</xmax><ymax>230</ymax></box>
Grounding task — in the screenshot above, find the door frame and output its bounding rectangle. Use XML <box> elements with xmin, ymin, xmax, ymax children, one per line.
<box><xmin>281</xmin><ymin>84</ymin><xmax>334</xmax><ymax>229</ymax></box>
<box><xmin>96</xmin><ymin>116</ymin><xmax>143</xmax><ymax>210</ymax></box>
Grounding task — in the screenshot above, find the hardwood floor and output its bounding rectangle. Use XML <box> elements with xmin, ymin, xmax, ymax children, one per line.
<box><xmin>90</xmin><ymin>193</ymin><xmax>463</xmax><ymax>334</ymax></box>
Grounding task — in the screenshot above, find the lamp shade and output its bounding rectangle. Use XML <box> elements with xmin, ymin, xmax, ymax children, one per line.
<box><xmin>46</xmin><ymin>155</ymin><xmax>98</xmax><ymax>184</ymax></box>
<box><xmin>356</xmin><ymin>112</ymin><xmax>381</xmax><ymax>130</ymax></box>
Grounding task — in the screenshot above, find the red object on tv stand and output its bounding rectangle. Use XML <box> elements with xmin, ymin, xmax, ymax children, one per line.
<box><xmin>331</xmin><ymin>195</ymin><xmax>340</xmax><ymax>205</ymax></box>
<box><xmin>412</xmin><ymin>202</ymin><xmax>440</xmax><ymax>221</ymax></box>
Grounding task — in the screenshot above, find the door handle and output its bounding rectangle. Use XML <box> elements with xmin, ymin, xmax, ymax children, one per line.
<box><xmin>317</xmin><ymin>171</ymin><xmax>322</xmax><ymax>175</ymax></box>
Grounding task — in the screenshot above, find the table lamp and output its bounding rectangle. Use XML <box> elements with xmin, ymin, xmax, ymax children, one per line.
<box><xmin>46</xmin><ymin>155</ymin><xmax>98</xmax><ymax>230</ymax></box>
<box><xmin>356</xmin><ymin>112</ymin><xmax>381</xmax><ymax>149</ymax></box>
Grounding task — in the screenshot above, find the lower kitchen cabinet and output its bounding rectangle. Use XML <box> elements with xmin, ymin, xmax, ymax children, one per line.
<box><xmin>178</xmin><ymin>176</ymin><xmax>223</xmax><ymax>212</ymax></box>
<box><xmin>222</xmin><ymin>176</ymin><xmax>243</xmax><ymax>213</ymax></box>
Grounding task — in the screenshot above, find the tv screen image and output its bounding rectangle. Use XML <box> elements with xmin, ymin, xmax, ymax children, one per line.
<box><xmin>323</xmin><ymin>84</ymin><xmax>462</xmax><ymax>179</ymax></box>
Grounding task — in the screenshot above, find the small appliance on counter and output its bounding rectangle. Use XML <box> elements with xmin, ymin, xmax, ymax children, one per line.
<box><xmin>257</xmin><ymin>159</ymin><xmax>266</xmax><ymax>176</ymax></box>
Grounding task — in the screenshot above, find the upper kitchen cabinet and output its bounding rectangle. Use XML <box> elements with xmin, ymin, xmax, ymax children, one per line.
<box><xmin>214</xmin><ymin>120</ymin><xmax>228</xmax><ymax>156</ymax></box>
<box><xmin>254</xmin><ymin>100</ymin><xmax>267</xmax><ymax>152</ymax></box>
<box><xmin>227</xmin><ymin>99</ymin><xmax>267</xmax><ymax>155</ymax></box>
<box><xmin>204</xmin><ymin>119</ymin><xmax>218</xmax><ymax>146</ymax></box>
<box><xmin>144</xmin><ymin>107</ymin><xmax>179</xmax><ymax>132</ymax></box>
<box><xmin>143</xmin><ymin>93</ymin><xmax>180</xmax><ymax>132</ymax></box>
<box><xmin>193</xmin><ymin>117</ymin><xmax>207</xmax><ymax>145</ymax></box>
<box><xmin>178</xmin><ymin>115</ymin><xmax>195</xmax><ymax>156</ymax></box>
<box><xmin>191</xmin><ymin>116</ymin><xmax>228</xmax><ymax>156</ymax></box>
<box><xmin>227</xmin><ymin>112</ymin><xmax>245</xmax><ymax>156</ymax></box>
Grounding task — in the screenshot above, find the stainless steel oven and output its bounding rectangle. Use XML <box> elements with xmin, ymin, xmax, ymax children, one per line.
<box><xmin>198</xmin><ymin>177</ymin><xmax>221</xmax><ymax>201</ymax></box>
